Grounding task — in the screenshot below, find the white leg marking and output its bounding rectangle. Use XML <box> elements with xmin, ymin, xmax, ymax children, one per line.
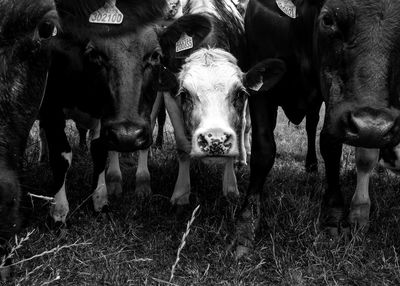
<box><xmin>39</xmin><ymin>127</ymin><xmax>49</xmax><ymax>163</ymax></box>
<box><xmin>92</xmin><ymin>120</ymin><xmax>101</xmax><ymax>140</ymax></box>
<box><xmin>223</xmin><ymin>158</ymin><xmax>239</xmax><ymax>198</ymax></box>
<box><xmin>106</xmin><ymin>151</ymin><xmax>122</xmax><ymax>197</ymax></box>
<box><xmin>92</xmin><ymin>171</ymin><xmax>109</xmax><ymax>212</ymax></box>
<box><xmin>349</xmin><ymin>147</ymin><xmax>379</xmax><ymax>228</ymax></box>
<box><xmin>244</xmin><ymin>102</ymin><xmax>251</xmax><ymax>156</ymax></box>
<box><xmin>135</xmin><ymin>149</ymin><xmax>152</xmax><ymax>197</ymax></box>
<box><xmin>50</xmin><ymin>152</ymin><xmax>72</xmax><ymax>223</ymax></box>
<box><xmin>171</xmin><ymin>153</ymin><xmax>191</xmax><ymax>205</ymax></box>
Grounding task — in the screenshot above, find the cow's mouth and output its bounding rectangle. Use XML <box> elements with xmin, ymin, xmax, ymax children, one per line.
<box><xmin>340</xmin><ymin>109</ymin><xmax>400</xmax><ymax>148</ymax></box>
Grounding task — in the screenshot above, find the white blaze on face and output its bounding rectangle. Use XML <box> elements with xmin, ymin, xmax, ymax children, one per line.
<box><xmin>178</xmin><ymin>48</ymin><xmax>245</xmax><ymax>157</ymax></box>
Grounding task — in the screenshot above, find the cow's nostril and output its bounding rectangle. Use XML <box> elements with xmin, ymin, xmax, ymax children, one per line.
<box><xmin>224</xmin><ymin>134</ymin><xmax>232</xmax><ymax>144</ymax></box>
<box><xmin>198</xmin><ymin>134</ymin><xmax>209</xmax><ymax>150</ymax></box>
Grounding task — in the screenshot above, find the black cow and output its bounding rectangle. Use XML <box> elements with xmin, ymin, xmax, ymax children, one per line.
<box><xmin>40</xmin><ymin>0</ymin><xmax>212</xmax><ymax>226</ymax></box>
<box><xmin>317</xmin><ymin>0</ymin><xmax>400</xmax><ymax>234</ymax></box>
<box><xmin>0</xmin><ymin>0</ymin><xmax>58</xmax><ymax>278</ymax></box>
<box><xmin>234</xmin><ymin>0</ymin><xmax>400</xmax><ymax>257</ymax></box>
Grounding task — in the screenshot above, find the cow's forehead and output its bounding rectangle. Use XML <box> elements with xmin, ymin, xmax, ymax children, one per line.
<box><xmin>180</xmin><ymin>49</ymin><xmax>243</xmax><ymax>94</ymax></box>
<box><xmin>92</xmin><ymin>25</ymin><xmax>159</xmax><ymax>56</ymax></box>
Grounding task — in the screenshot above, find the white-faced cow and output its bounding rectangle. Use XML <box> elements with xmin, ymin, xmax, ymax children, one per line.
<box><xmin>0</xmin><ymin>0</ymin><xmax>58</xmax><ymax>278</ymax></box>
<box><xmin>234</xmin><ymin>0</ymin><xmax>400</xmax><ymax>257</ymax></box>
<box><xmin>157</xmin><ymin>0</ymin><xmax>285</xmax><ymax>207</ymax></box>
<box><xmin>39</xmin><ymin>0</ymin><xmax>212</xmax><ymax>227</ymax></box>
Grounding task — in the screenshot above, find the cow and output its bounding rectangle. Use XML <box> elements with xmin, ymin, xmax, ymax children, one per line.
<box><xmin>39</xmin><ymin>0</ymin><xmax>212</xmax><ymax>227</ymax></box>
<box><xmin>158</xmin><ymin>0</ymin><xmax>285</xmax><ymax>208</ymax></box>
<box><xmin>233</xmin><ymin>0</ymin><xmax>400</xmax><ymax>257</ymax></box>
<box><xmin>0</xmin><ymin>0</ymin><xmax>59</xmax><ymax>279</ymax></box>
<box><xmin>317</xmin><ymin>0</ymin><xmax>400</xmax><ymax>235</ymax></box>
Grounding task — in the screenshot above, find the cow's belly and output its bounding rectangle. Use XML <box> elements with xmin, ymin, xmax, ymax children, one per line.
<box><xmin>379</xmin><ymin>144</ymin><xmax>400</xmax><ymax>172</ymax></box>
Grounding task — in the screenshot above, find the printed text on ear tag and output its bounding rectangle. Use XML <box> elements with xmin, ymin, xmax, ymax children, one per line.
<box><xmin>276</xmin><ymin>0</ymin><xmax>297</xmax><ymax>19</ymax></box>
<box><xmin>89</xmin><ymin>0</ymin><xmax>124</xmax><ymax>25</ymax></box>
<box><xmin>176</xmin><ymin>33</ymin><xmax>194</xmax><ymax>53</ymax></box>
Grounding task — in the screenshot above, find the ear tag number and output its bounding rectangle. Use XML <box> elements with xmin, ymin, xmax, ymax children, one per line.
<box><xmin>276</xmin><ymin>0</ymin><xmax>297</xmax><ymax>19</ymax></box>
<box><xmin>176</xmin><ymin>33</ymin><xmax>193</xmax><ymax>53</ymax></box>
<box><xmin>89</xmin><ymin>0</ymin><xmax>124</xmax><ymax>25</ymax></box>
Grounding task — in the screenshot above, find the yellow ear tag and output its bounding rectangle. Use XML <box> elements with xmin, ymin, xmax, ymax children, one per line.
<box><xmin>176</xmin><ymin>33</ymin><xmax>193</xmax><ymax>53</ymax></box>
<box><xmin>276</xmin><ymin>0</ymin><xmax>297</xmax><ymax>19</ymax></box>
<box><xmin>89</xmin><ymin>0</ymin><xmax>124</xmax><ymax>25</ymax></box>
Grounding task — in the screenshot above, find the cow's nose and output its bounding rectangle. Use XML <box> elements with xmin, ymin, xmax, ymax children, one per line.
<box><xmin>103</xmin><ymin>122</ymin><xmax>151</xmax><ymax>152</ymax></box>
<box><xmin>342</xmin><ymin>108</ymin><xmax>399</xmax><ymax>147</ymax></box>
<box><xmin>196</xmin><ymin>128</ymin><xmax>235</xmax><ymax>156</ymax></box>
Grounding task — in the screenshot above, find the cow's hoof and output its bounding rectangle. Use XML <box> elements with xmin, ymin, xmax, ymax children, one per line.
<box><xmin>107</xmin><ymin>181</ymin><xmax>123</xmax><ymax>199</ymax></box>
<box><xmin>135</xmin><ymin>173</ymin><xmax>152</xmax><ymax>199</ymax></box>
<box><xmin>92</xmin><ymin>184</ymin><xmax>109</xmax><ymax>213</ymax></box>
<box><xmin>349</xmin><ymin>203</ymin><xmax>370</xmax><ymax>232</ymax></box>
<box><xmin>235</xmin><ymin>245</ymin><xmax>250</xmax><ymax>260</ymax></box>
<box><xmin>319</xmin><ymin>205</ymin><xmax>345</xmax><ymax>232</ymax></box>
<box><xmin>0</xmin><ymin>258</ymin><xmax>12</xmax><ymax>282</ymax></box>
<box><xmin>223</xmin><ymin>184</ymin><xmax>240</xmax><ymax>199</ymax></box>
<box><xmin>170</xmin><ymin>191</ymin><xmax>190</xmax><ymax>206</ymax></box>
<box><xmin>49</xmin><ymin>204</ymin><xmax>69</xmax><ymax>226</ymax></box>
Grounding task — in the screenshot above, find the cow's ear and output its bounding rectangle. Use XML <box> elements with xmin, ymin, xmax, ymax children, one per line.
<box><xmin>158</xmin><ymin>14</ymin><xmax>211</xmax><ymax>71</ymax></box>
<box><xmin>244</xmin><ymin>59</ymin><xmax>286</xmax><ymax>92</ymax></box>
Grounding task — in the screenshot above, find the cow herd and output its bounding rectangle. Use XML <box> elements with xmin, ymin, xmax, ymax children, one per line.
<box><xmin>2</xmin><ymin>0</ymin><xmax>400</xmax><ymax>279</ymax></box>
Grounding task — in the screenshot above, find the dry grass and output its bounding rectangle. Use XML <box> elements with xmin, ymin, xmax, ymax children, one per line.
<box><xmin>1</xmin><ymin>106</ymin><xmax>400</xmax><ymax>285</ymax></box>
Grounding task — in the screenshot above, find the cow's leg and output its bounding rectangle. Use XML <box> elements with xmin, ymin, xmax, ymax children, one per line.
<box><xmin>155</xmin><ymin>96</ymin><xmax>166</xmax><ymax>149</ymax></box>
<box><xmin>106</xmin><ymin>151</ymin><xmax>122</xmax><ymax>198</ymax></box>
<box><xmin>133</xmin><ymin>92</ymin><xmax>164</xmax><ymax>198</ymax></box>
<box><xmin>239</xmin><ymin>100</ymin><xmax>250</xmax><ymax>165</ymax></box>
<box><xmin>319</xmin><ymin>130</ymin><xmax>344</xmax><ymax>236</ymax></box>
<box><xmin>38</xmin><ymin>123</ymin><xmax>49</xmax><ymax>163</ymax></box>
<box><xmin>234</xmin><ymin>93</ymin><xmax>278</xmax><ymax>258</ymax></box>
<box><xmin>135</xmin><ymin>149</ymin><xmax>151</xmax><ymax>198</ymax></box>
<box><xmin>223</xmin><ymin>158</ymin><xmax>239</xmax><ymax>199</ymax></box>
<box><xmin>45</xmin><ymin>120</ymin><xmax>72</xmax><ymax>225</ymax></box>
<box><xmin>244</xmin><ymin>102</ymin><xmax>251</xmax><ymax>156</ymax></box>
<box><xmin>164</xmin><ymin>92</ymin><xmax>192</xmax><ymax>205</ymax></box>
<box><xmin>171</xmin><ymin>151</ymin><xmax>191</xmax><ymax>205</ymax></box>
<box><xmin>305</xmin><ymin>101</ymin><xmax>321</xmax><ymax>173</ymax></box>
<box><xmin>348</xmin><ymin>147</ymin><xmax>379</xmax><ymax>230</ymax></box>
<box><xmin>90</xmin><ymin>121</ymin><xmax>109</xmax><ymax>212</ymax></box>
<box><xmin>77</xmin><ymin>126</ymin><xmax>87</xmax><ymax>150</ymax></box>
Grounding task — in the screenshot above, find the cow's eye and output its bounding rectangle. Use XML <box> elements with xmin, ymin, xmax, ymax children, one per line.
<box><xmin>320</xmin><ymin>12</ymin><xmax>337</xmax><ymax>32</ymax></box>
<box><xmin>177</xmin><ymin>89</ymin><xmax>192</xmax><ymax>102</ymax></box>
<box><xmin>37</xmin><ymin>21</ymin><xmax>57</xmax><ymax>40</ymax></box>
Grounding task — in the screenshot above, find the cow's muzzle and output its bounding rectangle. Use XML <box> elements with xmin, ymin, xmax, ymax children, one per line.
<box><xmin>341</xmin><ymin>107</ymin><xmax>400</xmax><ymax>148</ymax></box>
<box><xmin>192</xmin><ymin>128</ymin><xmax>237</xmax><ymax>157</ymax></box>
<box><xmin>102</xmin><ymin>121</ymin><xmax>152</xmax><ymax>152</ymax></box>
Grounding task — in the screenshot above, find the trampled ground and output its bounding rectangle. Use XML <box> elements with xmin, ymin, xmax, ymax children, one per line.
<box><xmin>3</xmin><ymin>107</ymin><xmax>400</xmax><ymax>285</ymax></box>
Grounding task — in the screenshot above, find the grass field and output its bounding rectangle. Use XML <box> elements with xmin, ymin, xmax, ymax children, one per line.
<box><xmin>3</xmin><ymin>106</ymin><xmax>400</xmax><ymax>285</ymax></box>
